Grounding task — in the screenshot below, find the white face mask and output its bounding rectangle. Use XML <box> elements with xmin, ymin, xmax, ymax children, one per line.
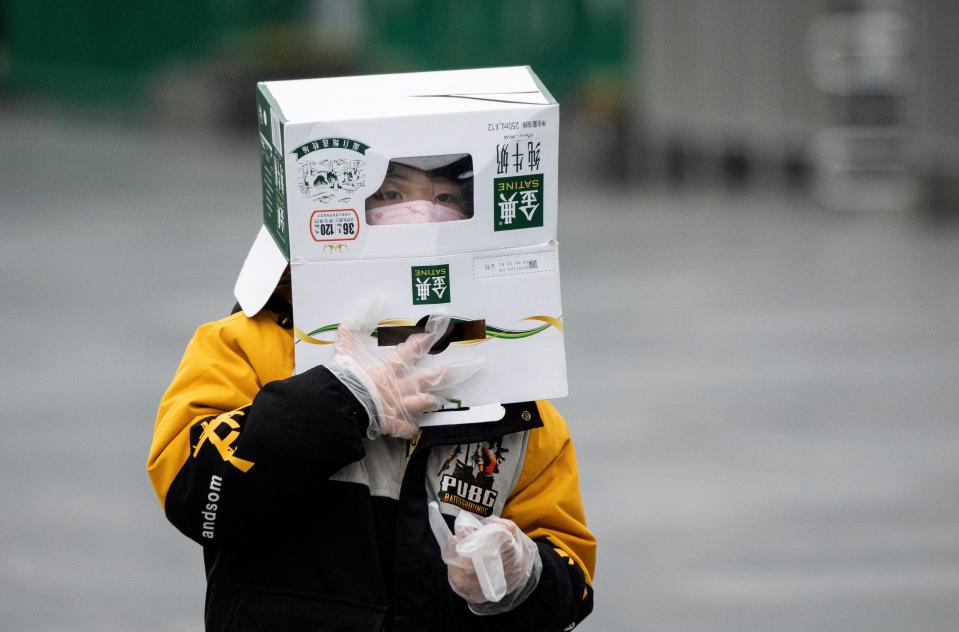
<box><xmin>367</xmin><ymin>200</ymin><xmax>468</xmax><ymax>225</ymax></box>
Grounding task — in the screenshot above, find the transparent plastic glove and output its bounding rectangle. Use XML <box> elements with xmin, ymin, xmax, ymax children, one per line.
<box><xmin>327</xmin><ymin>301</ymin><xmax>483</xmax><ymax>439</ymax></box>
<box><xmin>429</xmin><ymin>502</ymin><xmax>543</xmax><ymax>614</ymax></box>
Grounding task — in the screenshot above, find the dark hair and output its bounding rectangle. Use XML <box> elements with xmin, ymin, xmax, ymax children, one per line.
<box><xmin>427</xmin><ymin>156</ymin><xmax>474</xmax><ymax>214</ymax></box>
<box><xmin>428</xmin><ymin>155</ymin><xmax>473</xmax><ymax>182</ymax></box>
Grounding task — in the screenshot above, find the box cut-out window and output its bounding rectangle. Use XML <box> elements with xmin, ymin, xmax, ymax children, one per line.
<box><xmin>366</xmin><ymin>154</ymin><xmax>474</xmax><ymax>225</ymax></box>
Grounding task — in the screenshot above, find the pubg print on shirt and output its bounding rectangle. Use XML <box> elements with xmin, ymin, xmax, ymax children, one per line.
<box><xmin>435</xmin><ymin>439</ymin><xmax>509</xmax><ymax>518</ymax></box>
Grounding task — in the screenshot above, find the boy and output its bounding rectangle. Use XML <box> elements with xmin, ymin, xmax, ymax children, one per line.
<box><xmin>148</xmin><ymin>157</ymin><xmax>595</xmax><ymax>631</ymax></box>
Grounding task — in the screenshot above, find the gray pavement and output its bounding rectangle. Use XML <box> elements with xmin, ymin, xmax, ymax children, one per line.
<box><xmin>1</xmin><ymin>111</ymin><xmax>957</xmax><ymax>631</ymax></box>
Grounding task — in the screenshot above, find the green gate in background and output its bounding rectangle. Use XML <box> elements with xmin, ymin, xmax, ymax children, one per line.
<box><xmin>2</xmin><ymin>0</ymin><xmax>302</xmax><ymax>101</ymax></box>
<box><xmin>2</xmin><ymin>0</ymin><xmax>633</xmax><ymax>107</ymax></box>
<box><xmin>364</xmin><ymin>0</ymin><xmax>632</xmax><ymax>104</ymax></box>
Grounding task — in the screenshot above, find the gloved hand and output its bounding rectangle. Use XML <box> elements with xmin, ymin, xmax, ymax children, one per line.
<box><xmin>327</xmin><ymin>302</ymin><xmax>483</xmax><ymax>439</ymax></box>
<box><xmin>429</xmin><ymin>502</ymin><xmax>543</xmax><ymax>615</ymax></box>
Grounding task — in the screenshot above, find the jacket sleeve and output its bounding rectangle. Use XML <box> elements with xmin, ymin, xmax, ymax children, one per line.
<box><xmin>481</xmin><ymin>400</ymin><xmax>596</xmax><ymax>631</ymax></box>
<box><xmin>146</xmin><ymin>315</ymin><xmax>369</xmax><ymax>545</ymax></box>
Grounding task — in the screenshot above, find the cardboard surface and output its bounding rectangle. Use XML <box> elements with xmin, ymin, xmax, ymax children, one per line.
<box><xmin>234</xmin><ymin>225</ymin><xmax>289</xmax><ymax>317</ymax></box>
<box><xmin>291</xmin><ymin>243</ymin><xmax>567</xmax><ymax>406</ymax></box>
<box><xmin>254</xmin><ymin>66</ymin><xmax>566</xmax><ymax>410</ymax></box>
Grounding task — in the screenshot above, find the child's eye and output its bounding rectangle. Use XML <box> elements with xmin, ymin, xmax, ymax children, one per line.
<box><xmin>379</xmin><ymin>190</ymin><xmax>402</xmax><ymax>201</ymax></box>
<box><xmin>436</xmin><ymin>193</ymin><xmax>464</xmax><ymax>206</ymax></box>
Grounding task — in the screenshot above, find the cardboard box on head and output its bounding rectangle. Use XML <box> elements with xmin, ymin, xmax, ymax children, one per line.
<box><xmin>235</xmin><ymin>67</ymin><xmax>566</xmax><ymax>425</ymax></box>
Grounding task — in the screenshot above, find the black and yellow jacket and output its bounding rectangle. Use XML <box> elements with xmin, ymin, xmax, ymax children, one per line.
<box><xmin>147</xmin><ymin>301</ymin><xmax>595</xmax><ymax>632</ymax></box>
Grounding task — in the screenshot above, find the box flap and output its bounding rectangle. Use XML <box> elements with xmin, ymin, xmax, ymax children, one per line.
<box><xmin>263</xmin><ymin>67</ymin><xmax>550</xmax><ymax>122</ymax></box>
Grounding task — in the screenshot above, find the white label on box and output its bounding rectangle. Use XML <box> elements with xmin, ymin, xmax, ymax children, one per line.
<box><xmin>474</xmin><ymin>248</ymin><xmax>556</xmax><ymax>280</ymax></box>
<box><xmin>270</xmin><ymin>110</ymin><xmax>282</xmax><ymax>149</ymax></box>
<box><xmin>310</xmin><ymin>209</ymin><xmax>360</xmax><ymax>242</ymax></box>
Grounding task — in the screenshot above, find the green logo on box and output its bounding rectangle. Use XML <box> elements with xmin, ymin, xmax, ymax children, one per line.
<box><xmin>493</xmin><ymin>174</ymin><xmax>544</xmax><ymax>231</ymax></box>
<box><xmin>411</xmin><ymin>264</ymin><xmax>451</xmax><ymax>305</ymax></box>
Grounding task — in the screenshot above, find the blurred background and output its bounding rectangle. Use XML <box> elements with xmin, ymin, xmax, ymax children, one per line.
<box><xmin>1</xmin><ymin>1</ymin><xmax>958</xmax><ymax>630</ymax></box>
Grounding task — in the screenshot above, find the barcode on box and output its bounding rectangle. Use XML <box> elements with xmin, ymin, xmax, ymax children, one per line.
<box><xmin>474</xmin><ymin>249</ymin><xmax>556</xmax><ymax>280</ymax></box>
